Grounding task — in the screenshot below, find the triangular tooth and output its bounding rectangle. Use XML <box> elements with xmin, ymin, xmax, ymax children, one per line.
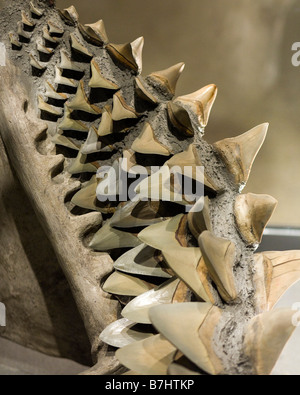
<box><xmin>45</xmin><ymin>81</ymin><xmax>68</xmax><ymax>101</ymax></box>
<box><xmin>54</xmin><ymin>66</ymin><xmax>78</xmax><ymax>87</ymax></box>
<box><xmin>147</xmin><ymin>62</ymin><xmax>185</xmax><ymax>97</ymax></box>
<box><xmin>48</xmin><ymin>20</ymin><xmax>64</xmax><ymax>35</ymax></box>
<box><xmin>167</xmin><ymin>101</ymin><xmax>194</xmax><ymax>136</ymax></box>
<box><xmin>106</xmin><ymin>37</ymin><xmax>144</xmax><ymax>74</ymax></box>
<box><xmin>112</xmin><ymin>91</ymin><xmax>139</xmax><ymax>121</ymax></box>
<box><xmin>131</xmin><ymin>122</ymin><xmax>171</xmax><ymax>156</ymax></box>
<box><xmin>21</xmin><ymin>10</ymin><xmax>35</xmax><ymax>28</ymax></box>
<box><xmin>59</xmin><ymin>6</ymin><xmax>79</xmax><ymax>25</ymax></box>
<box><xmin>68</xmin><ymin>80</ymin><xmax>101</xmax><ymax>114</ymax></box>
<box><xmin>59</xmin><ymin>49</ymin><xmax>83</xmax><ymax>72</ymax></box>
<box><xmin>98</xmin><ymin>105</ymin><xmax>114</xmax><ymax>136</ymax></box>
<box><xmin>30</xmin><ymin>53</ymin><xmax>46</xmax><ymax>71</ymax></box>
<box><xmin>213</xmin><ymin>123</ymin><xmax>269</xmax><ymax>187</ymax></box>
<box><xmin>51</xmin><ymin>132</ymin><xmax>80</xmax><ymax>151</ymax></box>
<box><xmin>9</xmin><ymin>32</ymin><xmax>22</xmax><ymax>48</ymax></box>
<box><xmin>100</xmin><ymin>318</ymin><xmax>154</xmax><ymax>348</ymax></box>
<box><xmin>198</xmin><ymin>231</ymin><xmax>238</xmax><ymax>302</ymax></box>
<box><xmin>58</xmin><ymin>105</ymin><xmax>88</xmax><ymax>131</ymax></box>
<box><xmin>116</xmin><ymin>334</ymin><xmax>177</xmax><ymax>375</ymax></box>
<box><xmin>188</xmin><ymin>196</ymin><xmax>212</xmax><ymax>239</ymax></box>
<box><xmin>29</xmin><ymin>1</ymin><xmax>44</xmax><ymax>17</ymax></box>
<box><xmin>38</xmin><ymin>96</ymin><xmax>62</xmax><ymax>116</ymax></box>
<box><xmin>89</xmin><ymin>58</ymin><xmax>119</xmax><ymax>90</ymax></box>
<box><xmin>37</xmin><ymin>40</ymin><xmax>54</xmax><ymax>55</ymax></box>
<box><xmin>42</xmin><ymin>26</ymin><xmax>57</xmax><ymax>43</ymax></box>
<box><xmin>71</xmin><ymin>175</ymin><xmax>98</xmax><ymax>210</ymax></box>
<box><xmin>70</xmin><ymin>32</ymin><xmax>93</xmax><ymax>58</ymax></box>
<box><xmin>234</xmin><ymin>193</ymin><xmax>278</xmax><ymax>245</ymax></box>
<box><xmin>89</xmin><ymin>222</ymin><xmax>141</xmax><ymax>251</ymax></box>
<box><xmin>79</xmin><ymin>20</ymin><xmax>109</xmax><ymax>46</ymax></box>
<box><xmin>135</xmin><ymin>77</ymin><xmax>158</xmax><ymax>104</ymax></box>
<box><xmin>174</xmin><ymin>84</ymin><xmax>218</xmax><ymax>128</ymax></box>
<box><xmin>114</xmin><ymin>243</ymin><xmax>172</xmax><ymax>279</ymax></box>
<box><xmin>68</xmin><ymin>151</ymin><xmax>98</xmax><ymax>175</ymax></box>
<box><xmin>17</xmin><ymin>21</ymin><xmax>31</xmax><ymax>40</ymax></box>
<box><xmin>81</xmin><ymin>126</ymin><xmax>102</xmax><ymax>154</ymax></box>
<box><xmin>102</xmin><ymin>271</ymin><xmax>154</xmax><ymax>296</ymax></box>
<box><xmin>122</xmin><ymin>278</ymin><xmax>181</xmax><ymax>324</ymax></box>
<box><xmin>244</xmin><ymin>309</ymin><xmax>296</xmax><ymax>375</ymax></box>
<box><xmin>252</xmin><ymin>253</ymin><xmax>273</xmax><ymax>313</ymax></box>
<box><xmin>149</xmin><ymin>303</ymin><xmax>223</xmax><ymax>375</ymax></box>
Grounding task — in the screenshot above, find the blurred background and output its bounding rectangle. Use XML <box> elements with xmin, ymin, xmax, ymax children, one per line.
<box><xmin>55</xmin><ymin>0</ymin><xmax>300</xmax><ymax>227</ymax></box>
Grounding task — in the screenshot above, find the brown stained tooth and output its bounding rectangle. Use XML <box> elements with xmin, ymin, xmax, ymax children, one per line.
<box><xmin>58</xmin><ymin>105</ymin><xmax>88</xmax><ymax>132</ymax></box>
<box><xmin>167</xmin><ymin>101</ymin><xmax>194</xmax><ymax>136</ymax></box>
<box><xmin>99</xmin><ymin>318</ymin><xmax>154</xmax><ymax>348</ymax></box>
<box><xmin>116</xmin><ymin>334</ymin><xmax>177</xmax><ymax>375</ymax></box>
<box><xmin>37</xmin><ymin>40</ymin><xmax>54</xmax><ymax>55</ymax></box>
<box><xmin>81</xmin><ymin>126</ymin><xmax>102</xmax><ymax>154</ymax></box>
<box><xmin>131</xmin><ymin>122</ymin><xmax>171</xmax><ymax>156</ymax></box>
<box><xmin>42</xmin><ymin>26</ymin><xmax>57</xmax><ymax>43</ymax></box>
<box><xmin>68</xmin><ymin>151</ymin><xmax>98</xmax><ymax>174</ymax></box>
<box><xmin>149</xmin><ymin>303</ymin><xmax>223</xmax><ymax>375</ymax></box>
<box><xmin>58</xmin><ymin>6</ymin><xmax>79</xmax><ymax>25</ymax></box>
<box><xmin>89</xmin><ymin>58</ymin><xmax>119</xmax><ymax>90</ymax></box>
<box><xmin>106</xmin><ymin>37</ymin><xmax>144</xmax><ymax>74</ymax></box>
<box><xmin>71</xmin><ymin>175</ymin><xmax>97</xmax><ymax>210</ymax></box>
<box><xmin>45</xmin><ymin>81</ymin><xmax>68</xmax><ymax>101</ymax></box>
<box><xmin>38</xmin><ymin>96</ymin><xmax>62</xmax><ymax>117</ymax></box>
<box><xmin>114</xmin><ymin>243</ymin><xmax>172</xmax><ymax>279</ymax></box>
<box><xmin>8</xmin><ymin>32</ymin><xmax>22</xmax><ymax>48</ymax></box>
<box><xmin>70</xmin><ymin>32</ymin><xmax>93</xmax><ymax>58</ymax></box>
<box><xmin>21</xmin><ymin>10</ymin><xmax>35</xmax><ymax>28</ymax></box>
<box><xmin>188</xmin><ymin>196</ymin><xmax>212</xmax><ymax>240</ymax></box>
<box><xmin>135</xmin><ymin>77</ymin><xmax>158</xmax><ymax>104</ymax></box>
<box><xmin>112</xmin><ymin>91</ymin><xmax>139</xmax><ymax>121</ymax></box>
<box><xmin>98</xmin><ymin>105</ymin><xmax>114</xmax><ymax>136</ymax></box>
<box><xmin>30</xmin><ymin>54</ymin><xmax>46</xmax><ymax>71</ymax></box>
<box><xmin>102</xmin><ymin>271</ymin><xmax>154</xmax><ymax>296</ymax></box>
<box><xmin>59</xmin><ymin>49</ymin><xmax>82</xmax><ymax>73</ymax></box>
<box><xmin>17</xmin><ymin>21</ymin><xmax>31</xmax><ymax>40</ymax></box>
<box><xmin>51</xmin><ymin>132</ymin><xmax>80</xmax><ymax>151</ymax></box>
<box><xmin>234</xmin><ymin>193</ymin><xmax>278</xmax><ymax>246</ymax></box>
<box><xmin>174</xmin><ymin>84</ymin><xmax>218</xmax><ymax>128</ymax></box>
<box><xmin>48</xmin><ymin>21</ymin><xmax>64</xmax><ymax>36</ymax></box>
<box><xmin>68</xmin><ymin>80</ymin><xmax>101</xmax><ymax>115</ymax></box>
<box><xmin>252</xmin><ymin>253</ymin><xmax>273</xmax><ymax>313</ymax></box>
<box><xmin>54</xmin><ymin>66</ymin><xmax>78</xmax><ymax>88</ymax></box>
<box><xmin>244</xmin><ymin>309</ymin><xmax>296</xmax><ymax>375</ymax></box>
<box><xmin>29</xmin><ymin>1</ymin><xmax>44</xmax><ymax>18</ymax></box>
<box><xmin>147</xmin><ymin>62</ymin><xmax>185</xmax><ymax>97</ymax></box>
<box><xmin>79</xmin><ymin>20</ymin><xmax>109</xmax><ymax>46</ymax></box>
<box><xmin>198</xmin><ymin>231</ymin><xmax>238</xmax><ymax>302</ymax></box>
<box><xmin>213</xmin><ymin>123</ymin><xmax>269</xmax><ymax>187</ymax></box>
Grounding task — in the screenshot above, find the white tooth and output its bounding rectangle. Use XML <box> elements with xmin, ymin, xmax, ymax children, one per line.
<box><xmin>70</xmin><ymin>32</ymin><xmax>93</xmax><ymax>58</ymax></box>
<box><xmin>58</xmin><ymin>105</ymin><xmax>88</xmax><ymax>132</ymax></box>
<box><xmin>54</xmin><ymin>66</ymin><xmax>78</xmax><ymax>88</ymax></box>
<box><xmin>38</xmin><ymin>96</ymin><xmax>62</xmax><ymax>117</ymax></box>
<box><xmin>42</xmin><ymin>26</ymin><xmax>57</xmax><ymax>43</ymax></box>
<box><xmin>102</xmin><ymin>271</ymin><xmax>154</xmax><ymax>296</ymax></box>
<box><xmin>89</xmin><ymin>58</ymin><xmax>119</xmax><ymax>90</ymax></box>
<box><xmin>80</xmin><ymin>126</ymin><xmax>102</xmax><ymax>155</ymax></box>
<box><xmin>59</xmin><ymin>49</ymin><xmax>83</xmax><ymax>73</ymax></box>
<box><xmin>45</xmin><ymin>81</ymin><xmax>68</xmax><ymax>101</ymax></box>
<box><xmin>68</xmin><ymin>80</ymin><xmax>101</xmax><ymax>115</ymax></box>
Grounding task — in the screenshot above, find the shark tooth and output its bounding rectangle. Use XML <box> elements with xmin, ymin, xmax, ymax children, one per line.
<box><xmin>79</xmin><ymin>20</ymin><xmax>109</xmax><ymax>46</ymax></box>
<box><xmin>17</xmin><ymin>21</ymin><xmax>31</xmax><ymax>40</ymax></box>
<box><xmin>59</xmin><ymin>6</ymin><xmax>79</xmax><ymax>25</ymax></box>
<box><xmin>131</xmin><ymin>122</ymin><xmax>171</xmax><ymax>156</ymax></box>
<box><xmin>174</xmin><ymin>84</ymin><xmax>217</xmax><ymax>129</ymax></box>
<box><xmin>149</xmin><ymin>303</ymin><xmax>223</xmax><ymax>375</ymax></box>
<box><xmin>21</xmin><ymin>10</ymin><xmax>35</xmax><ymax>28</ymax></box>
<box><xmin>37</xmin><ymin>40</ymin><xmax>54</xmax><ymax>55</ymax></box>
<box><xmin>71</xmin><ymin>175</ymin><xmax>98</xmax><ymax>211</ymax></box>
<box><xmin>51</xmin><ymin>132</ymin><xmax>80</xmax><ymax>151</ymax></box>
<box><xmin>114</xmin><ymin>243</ymin><xmax>172</xmax><ymax>279</ymax></box>
<box><xmin>58</xmin><ymin>105</ymin><xmax>88</xmax><ymax>132</ymax></box>
<box><xmin>97</xmin><ymin>105</ymin><xmax>114</xmax><ymax>136</ymax></box>
<box><xmin>29</xmin><ymin>1</ymin><xmax>44</xmax><ymax>17</ymax></box>
<box><xmin>100</xmin><ymin>318</ymin><xmax>154</xmax><ymax>348</ymax></box>
<box><xmin>68</xmin><ymin>80</ymin><xmax>101</xmax><ymax>115</ymax></box>
<box><xmin>42</xmin><ymin>26</ymin><xmax>57</xmax><ymax>43</ymax></box>
<box><xmin>9</xmin><ymin>32</ymin><xmax>22</xmax><ymax>48</ymax></box>
<box><xmin>68</xmin><ymin>151</ymin><xmax>98</xmax><ymax>174</ymax></box>
<box><xmin>45</xmin><ymin>81</ymin><xmax>68</xmax><ymax>101</ymax></box>
<box><xmin>135</xmin><ymin>77</ymin><xmax>158</xmax><ymax>104</ymax></box>
<box><xmin>198</xmin><ymin>231</ymin><xmax>238</xmax><ymax>302</ymax></box>
<box><xmin>167</xmin><ymin>101</ymin><xmax>194</xmax><ymax>136</ymax></box>
<box><xmin>188</xmin><ymin>196</ymin><xmax>212</xmax><ymax>239</ymax></box>
<box><xmin>38</xmin><ymin>96</ymin><xmax>62</xmax><ymax>117</ymax></box>
<box><xmin>106</xmin><ymin>37</ymin><xmax>144</xmax><ymax>74</ymax></box>
<box><xmin>59</xmin><ymin>49</ymin><xmax>82</xmax><ymax>73</ymax></box>
<box><xmin>102</xmin><ymin>271</ymin><xmax>154</xmax><ymax>296</ymax></box>
<box><xmin>30</xmin><ymin>53</ymin><xmax>46</xmax><ymax>71</ymax></box>
<box><xmin>168</xmin><ymin>363</ymin><xmax>201</xmax><ymax>376</ymax></box>
<box><xmin>213</xmin><ymin>123</ymin><xmax>269</xmax><ymax>187</ymax></box>
<box><xmin>48</xmin><ymin>21</ymin><xmax>64</xmax><ymax>36</ymax></box>
<box><xmin>112</xmin><ymin>91</ymin><xmax>139</xmax><ymax>121</ymax></box>
<box><xmin>116</xmin><ymin>334</ymin><xmax>177</xmax><ymax>375</ymax></box>
<box><xmin>252</xmin><ymin>253</ymin><xmax>273</xmax><ymax>313</ymax></box>
<box><xmin>147</xmin><ymin>62</ymin><xmax>185</xmax><ymax>97</ymax></box>
<box><xmin>54</xmin><ymin>66</ymin><xmax>78</xmax><ymax>88</ymax></box>
<box><xmin>244</xmin><ymin>309</ymin><xmax>296</xmax><ymax>375</ymax></box>
<box><xmin>81</xmin><ymin>126</ymin><xmax>102</xmax><ymax>154</ymax></box>
<box><xmin>89</xmin><ymin>58</ymin><xmax>119</xmax><ymax>90</ymax></box>
<box><xmin>70</xmin><ymin>32</ymin><xmax>93</xmax><ymax>58</ymax></box>
<box><xmin>234</xmin><ymin>193</ymin><xmax>278</xmax><ymax>245</ymax></box>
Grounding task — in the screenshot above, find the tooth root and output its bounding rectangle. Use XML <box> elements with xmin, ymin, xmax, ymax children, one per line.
<box><xmin>198</xmin><ymin>231</ymin><xmax>238</xmax><ymax>302</ymax></box>
<box><xmin>51</xmin><ymin>132</ymin><xmax>80</xmax><ymax>151</ymax></box>
<box><xmin>213</xmin><ymin>123</ymin><xmax>269</xmax><ymax>187</ymax></box>
<box><xmin>98</xmin><ymin>105</ymin><xmax>114</xmax><ymax>136</ymax></box>
<box><xmin>234</xmin><ymin>193</ymin><xmax>278</xmax><ymax>245</ymax></box>
<box><xmin>244</xmin><ymin>309</ymin><xmax>296</xmax><ymax>375</ymax></box>
<box><xmin>42</xmin><ymin>26</ymin><xmax>57</xmax><ymax>43</ymax></box>
<box><xmin>9</xmin><ymin>32</ymin><xmax>22</xmax><ymax>48</ymax></box>
<box><xmin>131</xmin><ymin>122</ymin><xmax>171</xmax><ymax>156</ymax></box>
<box><xmin>106</xmin><ymin>37</ymin><xmax>144</xmax><ymax>74</ymax></box>
<box><xmin>116</xmin><ymin>334</ymin><xmax>177</xmax><ymax>375</ymax></box>
<box><xmin>30</xmin><ymin>1</ymin><xmax>44</xmax><ymax>17</ymax></box>
<box><xmin>147</xmin><ymin>62</ymin><xmax>185</xmax><ymax>97</ymax></box>
<box><xmin>135</xmin><ymin>77</ymin><xmax>158</xmax><ymax>104</ymax></box>
<box><xmin>167</xmin><ymin>101</ymin><xmax>194</xmax><ymax>136</ymax></box>
<box><xmin>100</xmin><ymin>318</ymin><xmax>154</xmax><ymax>349</ymax></box>
<box><xmin>48</xmin><ymin>21</ymin><xmax>64</xmax><ymax>35</ymax></box>
<box><xmin>58</xmin><ymin>105</ymin><xmax>88</xmax><ymax>132</ymax></box>
<box><xmin>17</xmin><ymin>21</ymin><xmax>31</xmax><ymax>40</ymax></box>
<box><xmin>174</xmin><ymin>84</ymin><xmax>218</xmax><ymax>128</ymax></box>
<box><xmin>54</xmin><ymin>66</ymin><xmax>78</xmax><ymax>88</ymax></box>
<box><xmin>68</xmin><ymin>151</ymin><xmax>98</xmax><ymax>175</ymax></box>
<box><xmin>59</xmin><ymin>49</ymin><xmax>82</xmax><ymax>73</ymax></box>
<box><xmin>81</xmin><ymin>126</ymin><xmax>102</xmax><ymax>154</ymax></box>
<box><xmin>149</xmin><ymin>303</ymin><xmax>223</xmax><ymax>375</ymax></box>
<box><xmin>253</xmin><ymin>253</ymin><xmax>273</xmax><ymax>313</ymax></box>
<box><xmin>45</xmin><ymin>81</ymin><xmax>68</xmax><ymax>101</ymax></box>
<box><xmin>21</xmin><ymin>10</ymin><xmax>35</xmax><ymax>28</ymax></box>
<box><xmin>70</xmin><ymin>32</ymin><xmax>93</xmax><ymax>58</ymax></box>
<box><xmin>59</xmin><ymin>6</ymin><xmax>79</xmax><ymax>25</ymax></box>
<box><xmin>188</xmin><ymin>196</ymin><xmax>212</xmax><ymax>239</ymax></box>
<box><xmin>79</xmin><ymin>20</ymin><xmax>109</xmax><ymax>46</ymax></box>
<box><xmin>37</xmin><ymin>41</ymin><xmax>54</xmax><ymax>55</ymax></box>
<box><xmin>89</xmin><ymin>58</ymin><xmax>119</xmax><ymax>90</ymax></box>
<box><xmin>38</xmin><ymin>96</ymin><xmax>63</xmax><ymax>116</ymax></box>
<box><xmin>112</xmin><ymin>91</ymin><xmax>139</xmax><ymax>121</ymax></box>
<box><xmin>68</xmin><ymin>80</ymin><xmax>101</xmax><ymax>114</ymax></box>
<box><xmin>102</xmin><ymin>271</ymin><xmax>154</xmax><ymax>296</ymax></box>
